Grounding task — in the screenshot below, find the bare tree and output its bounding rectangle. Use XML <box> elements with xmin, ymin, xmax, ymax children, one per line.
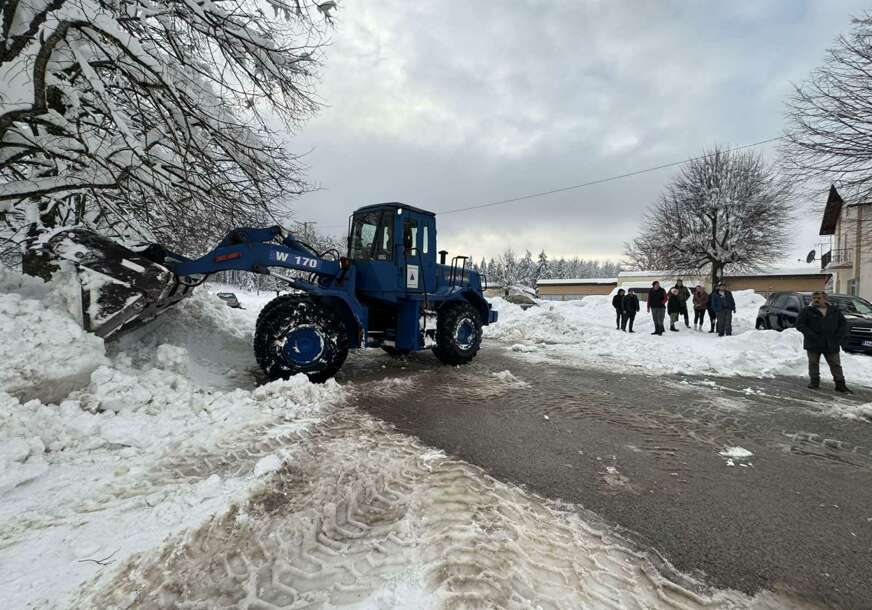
<box><xmin>782</xmin><ymin>13</ymin><xmax>872</xmax><ymax>211</ymax></box>
<box><xmin>623</xmin><ymin>233</ymin><xmax>669</xmax><ymax>271</ymax></box>
<box><xmin>0</xmin><ymin>0</ymin><xmax>335</xmax><ymax>274</ymax></box>
<box><xmin>625</xmin><ymin>147</ymin><xmax>795</xmax><ymax>287</ymax></box>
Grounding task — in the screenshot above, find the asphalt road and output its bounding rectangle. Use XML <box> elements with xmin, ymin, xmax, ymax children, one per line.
<box><xmin>340</xmin><ymin>345</ymin><xmax>872</xmax><ymax>610</ymax></box>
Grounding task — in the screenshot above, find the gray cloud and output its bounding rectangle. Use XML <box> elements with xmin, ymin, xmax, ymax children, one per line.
<box><xmin>287</xmin><ymin>0</ymin><xmax>868</xmax><ymax>265</ymax></box>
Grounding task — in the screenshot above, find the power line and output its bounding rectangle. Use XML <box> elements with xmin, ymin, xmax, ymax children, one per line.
<box><xmin>309</xmin><ymin>135</ymin><xmax>785</xmax><ymax>230</ymax></box>
<box><xmin>439</xmin><ymin>136</ymin><xmax>785</xmax><ymax>215</ymax></box>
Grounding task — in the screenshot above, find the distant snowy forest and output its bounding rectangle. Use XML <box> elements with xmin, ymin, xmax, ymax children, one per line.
<box><xmin>473</xmin><ymin>250</ymin><xmax>622</xmax><ymax>288</ymax></box>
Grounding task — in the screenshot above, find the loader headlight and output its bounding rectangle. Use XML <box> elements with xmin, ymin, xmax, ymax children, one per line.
<box><xmin>339</xmin><ymin>256</ymin><xmax>351</xmax><ymax>270</ymax></box>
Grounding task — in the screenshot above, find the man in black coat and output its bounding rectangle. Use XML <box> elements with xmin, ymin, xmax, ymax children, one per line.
<box><xmin>621</xmin><ymin>290</ymin><xmax>640</xmax><ymax>332</ymax></box>
<box><xmin>611</xmin><ymin>289</ymin><xmax>626</xmax><ymax>330</ymax></box>
<box><xmin>795</xmin><ymin>291</ymin><xmax>852</xmax><ymax>393</ymax></box>
<box><xmin>670</xmin><ymin>279</ymin><xmax>691</xmax><ymax>328</ymax></box>
<box><xmin>647</xmin><ymin>281</ymin><xmax>667</xmax><ymax>335</ymax></box>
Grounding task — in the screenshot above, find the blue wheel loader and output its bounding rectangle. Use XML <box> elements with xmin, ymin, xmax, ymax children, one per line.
<box><xmin>44</xmin><ymin>202</ymin><xmax>498</xmax><ymax>382</ymax></box>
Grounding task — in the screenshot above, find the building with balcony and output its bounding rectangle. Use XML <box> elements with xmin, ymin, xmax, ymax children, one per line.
<box><xmin>819</xmin><ymin>186</ymin><xmax>872</xmax><ymax>300</ymax></box>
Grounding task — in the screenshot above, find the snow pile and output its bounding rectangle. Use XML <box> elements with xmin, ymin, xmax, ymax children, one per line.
<box><xmin>823</xmin><ymin>401</ymin><xmax>872</xmax><ymax>422</ymax></box>
<box><xmin>0</xmin><ymin>357</ymin><xmax>336</xmax><ymax>464</ymax></box>
<box><xmin>487</xmin><ymin>292</ymin><xmax>872</xmax><ymax>385</ymax></box>
<box><xmin>491</xmin><ymin>370</ymin><xmax>530</xmax><ymax>388</ymax></box>
<box><xmin>0</xmin><ymin>267</ymin><xmax>107</xmax><ymax>403</ymax></box>
<box><xmin>719</xmin><ymin>446</ymin><xmax>754</xmax><ymax>468</ymax></box>
<box><xmin>0</xmin><ymin>277</ymin><xmax>343</xmax><ymax>608</ymax></box>
<box><xmin>112</xmin><ymin>286</ymin><xmax>275</xmax><ymax>390</ymax></box>
<box><xmin>719</xmin><ymin>447</ymin><xmax>753</xmax><ymax>458</ymax></box>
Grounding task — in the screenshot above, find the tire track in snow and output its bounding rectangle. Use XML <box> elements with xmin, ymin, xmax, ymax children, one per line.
<box><xmin>77</xmin><ymin>407</ymin><xmax>816</xmax><ymax>610</ymax></box>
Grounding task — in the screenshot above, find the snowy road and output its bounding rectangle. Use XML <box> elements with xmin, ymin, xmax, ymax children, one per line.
<box><xmin>78</xmin><ymin>407</ymin><xmax>771</xmax><ymax>610</ymax></box>
<box><xmin>350</xmin><ymin>346</ymin><xmax>872</xmax><ymax>610</ymax></box>
<box><xmin>68</xmin><ymin>363</ymin><xmax>819</xmax><ymax>610</ymax></box>
<box><xmin>70</xmin><ymin>345</ymin><xmax>871</xmax><ymax>609</ymax></box>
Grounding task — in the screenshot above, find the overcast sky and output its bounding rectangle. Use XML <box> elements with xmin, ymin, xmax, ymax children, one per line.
<box><xmin>288</xmin><ymin>1</ymin><xmax>869</xmax><ymax>267</ymax></box>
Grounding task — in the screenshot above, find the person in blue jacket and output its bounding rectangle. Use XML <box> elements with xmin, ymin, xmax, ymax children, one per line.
<box><xmin>710</xmin><ymin>283</ymin><xmax>736</xmax><ymax>336</ymax></box>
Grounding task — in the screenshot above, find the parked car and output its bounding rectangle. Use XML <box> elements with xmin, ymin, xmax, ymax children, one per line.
<box><xmin>216</xmin><ymin>292</ymin><xmax>244</xmax><ymax>309</ymax></box>
<box><xmin>503</xmin><ymin>293</ymin><xmax>538</xmax><ymax>310</ymax></box>
<box><xmin>755</xmin><ymin>292</ymin><xmax>872</xmax><ymax>353</ymax></box>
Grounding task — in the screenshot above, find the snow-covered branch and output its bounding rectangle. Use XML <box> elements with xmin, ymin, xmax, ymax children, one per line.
<box><xmin>625</xmin><ymin>147</ymin><xmax>795</xmax><ymax>285</ymax></box>
<box><xmin>1</xmin><ymin>0</ymin><xmax>333</xmax><ymax>264</ymax></box>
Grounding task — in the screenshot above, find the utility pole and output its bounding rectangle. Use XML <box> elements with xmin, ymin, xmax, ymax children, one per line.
<box><xmin>297</xmin><ymin>221</ymin><xmax>316</xmax><ymax>243</ymax></box>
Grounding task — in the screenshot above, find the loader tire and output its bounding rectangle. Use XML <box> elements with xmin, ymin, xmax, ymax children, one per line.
<box><xmin>254</xmin><ymin>294</ymin><xmax>302</xmax><ymax>366</ymax></box>
<box><xmin>432</xmin><ymin>301</ymin><xmax>482</xmax><ymax>365</ymax></box>
<box><xmin>254</xmin><ymin>297</ymin><xmax>349</xmax><ymax>383</ymax></box>
<box><xmin>254</xmin><ymin>294</ymin><xmax>305</xmax><ymax>350</ymax></box>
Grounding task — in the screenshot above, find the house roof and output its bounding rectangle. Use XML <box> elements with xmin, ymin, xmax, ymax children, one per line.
<box><xmin>538</xmin><ymin>278</ymin><xmax>617</xmax><ymax>285</ymax></box>
<box><xmin>725</xmin><ymin>266</ymin><xmax>831</xmax><ymax>278</ymax></box>
<box><xmin>617</xmin><ymin>270</ymin><xmax>702</xmax><ymax>278</ymax></box>
<box><xmin>819</xmin><ymin>185</ymin><xmax>844</xmax><ymax>236</ymax></box>
<box><xmin>617</xmin><ymin>267</ymin><xmax>830</xmax><ymax>280</ymax></box>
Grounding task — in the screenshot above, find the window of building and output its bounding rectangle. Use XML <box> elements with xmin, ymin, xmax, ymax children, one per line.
<box><xmin>847</xmin><ymin>278</ymin><xmax>858</xmax><ymax>296</ymax></box>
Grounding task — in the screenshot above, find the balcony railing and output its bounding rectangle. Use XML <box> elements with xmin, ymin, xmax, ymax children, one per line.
<box><xmin>821</xmin><ymin>248</ymin><xmax>853</xmax><ymax>269</ymax></box>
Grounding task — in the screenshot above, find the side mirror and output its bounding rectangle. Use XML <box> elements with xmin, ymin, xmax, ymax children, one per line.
<box><xmin>786</xmin><ymin>305</ymin><xmax>799</xmax><ymax>313</ymax></box>
<box><xmin>217</xmin><ymin>292</ymin><xmax>242</xmax><ymax>309</ymax></box>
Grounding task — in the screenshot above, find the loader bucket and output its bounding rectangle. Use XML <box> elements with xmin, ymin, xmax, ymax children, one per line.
<box><xmin>44</xmin><ymin>229</ymin><xmax>195</xmax><ymax>338</ymax></box>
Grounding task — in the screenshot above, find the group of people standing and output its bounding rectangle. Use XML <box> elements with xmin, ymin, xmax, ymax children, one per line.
<box><xmin>611</xmin><ymin>289</ymin><xmax>641</xmax><ymax>332</ymax></box>
<box><xmin>611</xmin><ymin>279</ymin><xmax>737</xmax><ymax>337</ymax></box>
<box><xmin>610</xmin><ymin>283</ymin><xmax>855</xmax><ymax>393</ymax></box>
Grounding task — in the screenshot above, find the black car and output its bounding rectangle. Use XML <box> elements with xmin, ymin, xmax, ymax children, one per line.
<box><xmin>755</xmin><ymin>292</ymin><xmax>872</xmax><ymax>353</ymax></box>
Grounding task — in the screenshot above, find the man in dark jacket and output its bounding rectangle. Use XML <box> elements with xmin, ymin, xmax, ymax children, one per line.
<box><xmin>795</xmin><ymin>291</ymin><xmax>852</xmax><ymax>392</ymax></box>
<box><xmin>647</xmin><ymin>281</ymin><xmax>667</xmax><ymax>335</ymax></box>
<box><xmin>667</xmin><ymin>287</ymin><xmax>683</xmax><ymax>332</ymax></box>
<box><xmin>621</xmin><ymin>290</ymin><xmax>640</xmax><ymax>332</ymax></box>
<box><xmin>611</xmin><ymin>289</ymin><xmax>625</xmax><ymax>330</ymax></box>
<box><xmin>710</xmin><ymin>284</ymin><xmax>736</xmax><ymax>336</ymax></box>
<box><xmin>670</xmin><ymin>279</ymin><xmax>691</xmax><ymax>328</ymax></box>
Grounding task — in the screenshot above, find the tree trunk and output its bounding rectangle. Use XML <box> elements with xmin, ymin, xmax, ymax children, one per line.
<box><xmin>710</xmin><ymin>262</ymin><xmax>723</xmax><ymax>289</ymax></box>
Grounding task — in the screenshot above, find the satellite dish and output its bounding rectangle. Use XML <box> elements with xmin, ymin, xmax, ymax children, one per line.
<box><xmin>806</xmin><ymin>249</ymin><xmax>816</xmax><ymax>264</ymax></box>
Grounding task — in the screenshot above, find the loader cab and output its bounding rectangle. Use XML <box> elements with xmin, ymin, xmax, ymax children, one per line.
<box><xmin>348</xmin><ymin>203</ymin><xmax>437</xmax><ymax>301</ymax></box>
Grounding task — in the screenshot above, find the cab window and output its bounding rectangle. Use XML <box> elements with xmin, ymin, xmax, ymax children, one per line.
<box><xmin>349</xmin><ymin>210</ymin><xmax>394</xmax><ymax>261</ymax></box>
<box><xmin>403</xmin><ymin>219</ymin><xmax>418</xmax><ymax>256</ymax></box>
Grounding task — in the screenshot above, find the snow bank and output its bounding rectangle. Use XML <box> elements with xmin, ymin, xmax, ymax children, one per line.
<box><xmin>0</xmin><ymin>267</ymin><xmax>107</xmax><ymax>403</ymax></box>
<box><xmin>0</xmin><ymin>281</ymin><xmax>343</xmax><ymax>608</ymax></box>
<box><xmin>487</xmin><ymin>291</ymin><xmax>872</xmax><ymax>385</ymax></box>
<box><xmin>113</xmin><ymin>284</ymin><xmax>275</xmax><ymax>389</ymax></box>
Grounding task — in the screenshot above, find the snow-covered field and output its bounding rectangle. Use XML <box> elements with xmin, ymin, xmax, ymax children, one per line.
<box><xmin>487</xmin><ymin>291</ymin><xmax>872</xmax><ymax>386</ymax></box>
